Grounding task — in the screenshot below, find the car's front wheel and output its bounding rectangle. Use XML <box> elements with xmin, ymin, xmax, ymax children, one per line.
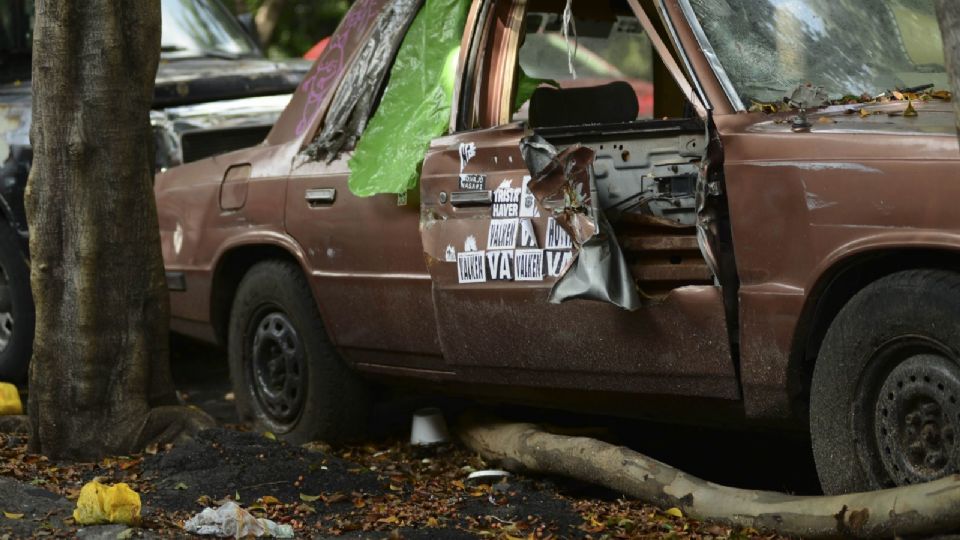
<box><xmin>811</xmin><ymin>269</ymin><xmax>960</xmax><ymax>494</ymax></box>
<box><xmin>228</xmin><ymin>260</ymin><xmax>369</xmax><ymax>443</ymax></box>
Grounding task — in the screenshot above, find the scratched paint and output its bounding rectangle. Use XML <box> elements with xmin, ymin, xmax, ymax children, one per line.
<box><xmin>746</xmin><ymin>161</ymin><xmax>882</xmax><ymax>174</ymax></box>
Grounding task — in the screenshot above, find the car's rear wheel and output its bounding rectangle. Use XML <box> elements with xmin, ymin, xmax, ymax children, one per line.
<box><xmin>0</xmin><ymin>221</ymin><xmax>33</xmax><ymax>382</ymax></box>
<box><xmin>811</xmin><ymin>269</ymin><xmax>960</xmax><ymax>494</ymax></box>
<box><xmin>228</xmin><ymin>260</ymin><xmax>369</xmax><ymax>443</ymax></box>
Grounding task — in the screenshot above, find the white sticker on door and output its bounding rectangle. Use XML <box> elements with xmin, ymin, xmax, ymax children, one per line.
<box><xmin>515</xmin><ymin>249</ymin><xmax>544</xmax><ymax>281</ymax></box>
<box><xmin>444</xmin><ymin>245</ymin><xmax>456</xmax><ymax>262</ymax></box>
<box><xmin>459</xmin><ymin>174</ymin><xmax>486</xmax><ymax>190</ymax></box>
<box><xmin>485</xmin><ymin>250</ymin><xmax>514</xmax><ymax>280</ymax></box>
<box><xmin>464</xmin><ymin>235</ymin><xmax>478</xmax><ymax>252</ymax></box>
<box><xmin>492</xmin><ymin>179</ymin><xmax>520</xmax><ymax>218</ymax></box>
<box><xmin>457</xmin><ymin>251</ymin><xmax>486</xmax><ymax>283</ymax></box>
<box><xmin>546</xmin><ymin>250</ymin><xmax>573</xmax><ymax>277</ymax></box>
<box><xmin>545</xmin><ymin>217</ymin><xmax>573</xmax><ymax>250</ymax></box>
<box><xmin>487</xmin><ymin>219</ymin><xmax>518</xmax><ymax>250</ymax></box>
<box><xmin>519</xmin><ymin>219</ymin><xmax>538</xmax><ymax>248</ymax></box>
<box><xmin>519</xmin><ymin>175</ymin><xmax>540</xmax><ymax>217</ymax></box>
<box><xmin>459</xmin><ymin>142</ymin><xmax>476</xmax><ymax>173</ymax></box>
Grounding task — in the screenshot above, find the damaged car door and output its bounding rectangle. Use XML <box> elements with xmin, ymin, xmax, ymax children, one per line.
<box><xmin>419</xmin><ymin>0</ymin><xmax>740</xmax><ymax>399</ymax></box>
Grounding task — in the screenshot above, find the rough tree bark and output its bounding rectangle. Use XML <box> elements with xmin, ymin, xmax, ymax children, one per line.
<box><xmin>27</xmin><ymin>0</ymin><xmax>212</xmax><ymax>460</ymax></box>
<box><xmin>254</xmin><ymin>0</ymin><xmax>286</xmax><ymax>49</ymax></box>
<box><xmin>460</xmin><ymin>414</ymin><xmax>960</xmax><ymax>539</ymax></box>
<box><xmin>938</xmin><ymin>0</ymin><xmax>960</xmax><ymax>133</ymax></box>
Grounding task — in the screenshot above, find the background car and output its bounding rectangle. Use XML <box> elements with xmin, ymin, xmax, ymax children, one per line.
<box><xmin>0</xmin><ymin>0</ymin><xmax>310</xmax><ymax>381</ymax></box>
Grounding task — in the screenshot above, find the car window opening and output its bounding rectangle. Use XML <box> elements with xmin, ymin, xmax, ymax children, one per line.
<box><xmin>507</xmin><ymin>0</ymin><xmax>712</xmax><ymax>299</ymax></box>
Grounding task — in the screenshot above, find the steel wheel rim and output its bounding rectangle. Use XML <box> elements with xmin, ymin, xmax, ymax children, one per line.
<box><xmin>856</xmin><ymin>338</ymin><xmax>960</xmax><ymax>487</ymax></box>
<box><xmin>248</xmin><ymin>310</ymin><xmax>306</xmax><ymax>425</ymax></box>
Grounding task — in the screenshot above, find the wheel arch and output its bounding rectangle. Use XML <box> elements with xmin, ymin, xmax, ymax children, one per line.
<box><xmin>789</xmin><ymin>246</ymin><xmax>960</xmax><ymax>417</ymax></box>
<box><xmin>209</xmin><ymin>242</ymin><xmax>308</xmax><ymax>348</ymax></box>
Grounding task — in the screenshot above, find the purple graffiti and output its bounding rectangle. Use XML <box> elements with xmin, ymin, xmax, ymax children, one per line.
<box><xmin>295</xmin><ymin>0</ymin><xmax>378</xmax><ymax>136</ymax></box>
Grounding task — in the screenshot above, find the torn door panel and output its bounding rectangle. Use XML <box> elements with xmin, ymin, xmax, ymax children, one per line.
<box><xmin>520</xmin><ymin>134</ymin><xmax>642</xmax><ymax>311</ymax></box>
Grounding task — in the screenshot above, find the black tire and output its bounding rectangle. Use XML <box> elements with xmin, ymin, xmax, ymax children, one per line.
<box><xmin>228</xmin><ymin>260</ymin><xmax>369</xmax><ymax>443</ymax></box>
<box><xmin>0</xmin><ymin>221</ymin><xmax>33</xmax><ymax>382</ymax></box>
<box><xmin>811</xmin><ymin>269</ymin><xmax>960</xmax><ymax>494</ymax></box>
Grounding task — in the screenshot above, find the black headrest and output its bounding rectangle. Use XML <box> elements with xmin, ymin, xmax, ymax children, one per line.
<box><xmin>529</xmin><ymin>81</ymin><xmax>639</xmax><ymax>128</ymax></box>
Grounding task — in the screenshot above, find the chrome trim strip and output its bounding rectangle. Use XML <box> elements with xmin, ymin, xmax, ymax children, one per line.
<box><xmin>657</xmin><ymin>0</ymin><xmax>711</xmax><ymax>112</ymax></box>
<box><xmin>674</xmin><ymin>0</ymin><xmax>745</xmax><ymax>112</ymax></box>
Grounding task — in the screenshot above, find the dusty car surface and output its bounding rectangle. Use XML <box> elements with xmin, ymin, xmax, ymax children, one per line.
<box><xmin>156</xmin><ymin>0</ymin><xmax>959</xmax><ymax>494</ymax></box>
<box><xmin>0</xmin><ymin>0</ymin><xmax>308</xmax><ymax>380</ymax></box>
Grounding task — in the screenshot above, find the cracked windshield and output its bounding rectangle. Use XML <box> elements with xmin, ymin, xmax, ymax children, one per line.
<box><xmin>689</xmin><ymin>0</ymin><xmax>947</xmax><ymax>106</ymax></box>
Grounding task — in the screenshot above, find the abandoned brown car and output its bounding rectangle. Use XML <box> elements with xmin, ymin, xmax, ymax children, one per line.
<box><xmin>155</xmin><ymin>0</ymin><xmax>959</xmax><ymax>494</ymax></box>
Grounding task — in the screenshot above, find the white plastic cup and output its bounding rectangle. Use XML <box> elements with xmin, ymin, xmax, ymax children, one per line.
<box><xmin>410</xmin><ymin>407</ymin><xmax>450</xmax><ymax>445</ymax></box>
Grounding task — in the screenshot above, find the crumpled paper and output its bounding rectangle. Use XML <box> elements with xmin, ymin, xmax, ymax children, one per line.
<box><xmin>73</xmin><ymin>480</ymin><xmax>141</xmax><ymax>525</ymax></box>
<box><xmin>183</xmin><ymin>501</ymin><xmax>294</xmax><ymax>538</ymax></box>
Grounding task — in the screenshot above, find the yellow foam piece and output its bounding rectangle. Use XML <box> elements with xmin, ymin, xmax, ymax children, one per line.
<box><xmin>0</xmin><ymin>383</ymin><xmax>21</xmax><ymax>415</ymax></box>
<box><xmin>73</xmin><ymin>480</ymin><xmax>141</xmax><ymax>525</ymax></box>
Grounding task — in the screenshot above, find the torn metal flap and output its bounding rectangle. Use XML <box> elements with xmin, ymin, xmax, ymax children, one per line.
<box><xmin>549</xmin><ymin>212</ymin><xmax>642</xmax><ymax>311</ymax></box>
<box><xmin>520</xmin><ymin>134</ymin><xmax>641</xmax><ymax>311</ymax></box>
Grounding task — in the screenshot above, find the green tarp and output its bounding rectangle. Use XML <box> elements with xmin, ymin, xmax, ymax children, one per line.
<box><xmin>348</xmin><ymin>0</ymin><xmax>471</xmax><ymax>197</ymax></box>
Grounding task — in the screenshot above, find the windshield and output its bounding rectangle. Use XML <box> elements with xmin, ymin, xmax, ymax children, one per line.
<box><xmin>161</xmin><ymin>0</ymin><xmax>258</xmax><ymax>57</ymax></box>
<box><xmin>0</xmin><ymin>0</ymin><xmax>257</xmax><ymax>68</ymax></box>
<box><xmin>688</xmin><ymin>0</ymin><xmax>947</xmax><ymax>105</ymax></box>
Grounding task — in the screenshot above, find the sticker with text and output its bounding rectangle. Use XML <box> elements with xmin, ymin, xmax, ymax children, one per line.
<box><xmin>487</xmin><ymin>218</ymin><xmax>518</xmax><ymax>250</ymax></box>
<box><xmin>546</xmin><ymin>250</ymin><xmax>573</xmax><ymax>277</ymax></box>
<box><xmin>459</xmin><ymin>174</ymin><xmax>486</xmax><ymax>190</ymax></box>
<box><xmin>519</xmin><ymin>219</ymin><xmax>538</xmax><ymax>248</ymax></box>
<box><xmin>515</xmin><ymin>249</ymin><xmax>544</xmax><ymax>281</ymax></box>
<box><xmin>545</xmin><ymin>217</ymin><xmax>573</xmax><ymax>250</ymax></box>
<box><xmin>486</xmin><ymin>250</ymin><xmax>514</xmax><ymax>280</ymax></box>
<box><xmin>492</xmin><ymin>179</ymin><xmax>521</xmax><ymax>218</ymax></box>
<box><xmin>457</xmin><ymin>251</ymin><xmax>486</xmax><ymax>283</ymax></box>
<box><xmin>444</xmin><ymin>245</ymin><xmax>456</xmax><ymax>262</ymax></box>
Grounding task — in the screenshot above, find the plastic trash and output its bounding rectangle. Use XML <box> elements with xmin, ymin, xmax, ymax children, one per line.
<box><xmin>183</xmin><ymin>501</ymin><xmax>294</xmax><ymax>538</ymax></box>
<box><xmin>410</xmin><ymin>407</ymin><xmax>449</xmax><ymax>445</ymax></box>
<box><xmin>73</xmin><ymin>480</ymin><xmax>141</xmax><ymax>526</ymax></box>
<box><xmin>0</xmin><ymin>383</ymin><xmax>21</xmax><ymax>415</ymax></box>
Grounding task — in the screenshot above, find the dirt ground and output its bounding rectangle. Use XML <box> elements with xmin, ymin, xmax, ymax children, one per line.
<box><xmin>0</xmin><ymin>339</ymin><xmax>810</xmax><ymax>539</ymax></box>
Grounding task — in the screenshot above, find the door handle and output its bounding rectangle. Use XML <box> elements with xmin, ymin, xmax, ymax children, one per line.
<box><xmin>450</xmin><ymin>190</ymin><xmax>492</xmax><ymax>207</ymax></box>
<box><xmin>305</xmin><ymin>188</ymin><xmax>336</xmax><ymax>206</ymax></box>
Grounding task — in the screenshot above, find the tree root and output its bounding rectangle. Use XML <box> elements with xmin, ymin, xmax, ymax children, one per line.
<box><xmin>458</xmin><ymin>412</ymin><xmax>960</xmax><ymax>538</ymax></box>
<box><xmin>0</xmin><ymin>415</ymin><xmax>29</xmax><ymax>434</ymax></box>
<box><xmin>136</xmin><ymin>405</ymin><xmax>216</xmax><ymax>450</ymax></box>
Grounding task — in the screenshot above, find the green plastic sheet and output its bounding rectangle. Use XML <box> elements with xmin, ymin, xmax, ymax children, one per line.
<box><xmin>348</xmin><ymin>0</ymin><xmax>470</xmax><ymax>197</ymax></box>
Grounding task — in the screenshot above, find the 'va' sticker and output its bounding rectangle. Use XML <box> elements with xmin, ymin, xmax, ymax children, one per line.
<box><xmin>444</xmin><ymin>245</ymin><xmax>456</xmax><ymax>262</ymax></box>
<box><xmin>492</xmin><ymin>180</ymin><xmax>521</xmax><ymax>218</ymax></box>
<box><xmin>459</xmin><ymin>174</ymin><xmax>486</xmax><ymax>190</ymax></box>
<box><xmin>459</xmin><ymin>142</ymin><xmax>476</xmax><ymax>173</ymax></box>
<box><xmin>487</xmin><ymin>219</ymin><xmax>518</xmax><ymax>250</ymax></box>
<box><xmin>519</xmin><ymin>219</ymin><xmax>538</xmax><ymax>248</ymax></box>
<box><xmin>486</xmin><ymin>250</ymin><xmax>514</xmax><ymax>280</ymax></box>
<box><xmin>515</xmin><ymin>249</ymin><xmax>544</xmax><ymax>281</ymax></box>
<box><xmin>457</xmin><ymin>251</ymin><xmax>486</xmax><ymax>283</ymax></box>
<box><xmin>545</xmin><ymin>217</ymin><xmax>573</xmax><ymax>250</ymax></box>
<box><xmin>546</xmin><ymin>250</ymin><xmax>573</xmax><ymax>277</ymax></box>
<box><xmin>519</xmin><ymin>175</ymin><xmax>540</xmax><ymax>218</ymax></box>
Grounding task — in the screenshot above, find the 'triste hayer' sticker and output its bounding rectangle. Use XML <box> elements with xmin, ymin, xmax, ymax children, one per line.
<box><xmin>487</xmin><ymin>219</ymin><xmax>518</xmax><ymax>250</ymax></box>
<box><xmin>457</xmin><ymin>251</ymin><xmax>486</xmax><ymax>283</ymax></box>
<box><xmin>515</xmin><ymin>249</ymin><xmax>544</xmax><ymax>281</ymax></box>
<box><xmin>493</xmin><ymin>180</ymin><xmax>521</xmax><ymax>218</ymax></box>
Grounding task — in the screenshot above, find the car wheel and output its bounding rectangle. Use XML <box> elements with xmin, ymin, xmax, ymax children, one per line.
<box><xmin>811</xmin><ymin>269</ymin><xmax>960</xmax><ymax>494</ymax></box>
<box><xmin>0</xmin><ymin>221</ymin><xmax>33</xmax><ymax>382</ymax></box>
<box><xmin>228</xmin><ymin>260</ymin><xmax>369</xmax><ymax>443</ymax></box>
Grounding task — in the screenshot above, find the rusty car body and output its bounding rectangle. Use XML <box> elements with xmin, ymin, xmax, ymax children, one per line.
<box><xmin>155</xmin><ymin>0</ymin><xmax>960</xmax><ymax>493</ymax></box>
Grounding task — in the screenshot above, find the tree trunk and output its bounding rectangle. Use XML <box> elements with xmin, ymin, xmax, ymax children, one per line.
<box><xmin>938</xmin><ymin>0</ymin><xmax>960</xmax><ymax>133</ymax></box>
<box><xmin>459</xmin><ymin>413</ymin><xmax>960</xmax><ymax>539</ymax></box>
<box><xmin>27</xmin><ymin>0</ymin><xmax>211</xmax><ymax>460</ymax></box>
<box><xmin>254</xmin><ymin>0</ymin><xmax>286</xmax><ymax>49</ymax></box>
